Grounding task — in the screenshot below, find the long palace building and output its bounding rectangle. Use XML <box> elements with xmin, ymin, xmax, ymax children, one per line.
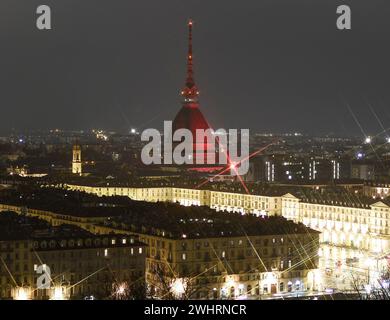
<box><xmin>63</xmin><ymin>182</ymin><xmax>390</xmax><ymax>282</ymax></box>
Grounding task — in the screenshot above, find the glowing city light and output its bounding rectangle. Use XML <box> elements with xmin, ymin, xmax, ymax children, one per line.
<box><xmin>226</xmin><ymin>276</ymin><xmax>236</xmax><ymax>288</ymax></box>
<box><xmin>117</xmin><ymin>285</ymin><xmax>125</xmax><ymax>295</ymax></box>
<box><xmin>365</xmin><ymin>257</ymin><xmax>375</xmax><ymax>268</ymax></box>
<box><xmin>365</xmin><ymin>136</ymin><xmax>371</xmax><ymax>144</ymax></box>
<box><xmin>171</xmin><ymin>278</ymin><xmax>186</xmax><ymax>297</ymax></box>
<box><xmin>51</xmin><ymin>286</ymin><xmax>66</xmax><ymax>300</ymax></box>
<box><xmin>14</xmin><ymin>287</ymin><xmax>30</xmax><ymax>300</ymax></box>
<box><xmin>364</xmin><ymin>284</ymin><xmax>371</xmax><ymax>295</ymax></box>
<box><xmin>112</xmin><ymin>282</ymin><xmax>129</xmax><ymax>299</ymax></box>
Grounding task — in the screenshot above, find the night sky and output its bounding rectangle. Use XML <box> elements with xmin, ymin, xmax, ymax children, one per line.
<box><xmin>0</xmin><ymin>0</ymin><xmax>390</xmax><ymax>136</ymax></box>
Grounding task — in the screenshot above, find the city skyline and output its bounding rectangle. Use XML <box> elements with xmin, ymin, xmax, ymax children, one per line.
<box><xmin>1</xmin><ymin>0</ymin><xmax>390</xmax><ymax>304</ymax></box>
<box><xmin>1</xmin><ymin>0</ymin><xmax>390</xmax><ymax>135</ymax></box>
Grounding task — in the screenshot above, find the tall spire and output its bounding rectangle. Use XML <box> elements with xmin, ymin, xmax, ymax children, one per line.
<box><xmin>181</xmin><ymin>19</ymin><xmax>199</xmax><ymax>103</ymax></box>
<box><xmin>187</xmin><ymin>19</ymin><xmax>194</xmax><ymax>87</ymax></box>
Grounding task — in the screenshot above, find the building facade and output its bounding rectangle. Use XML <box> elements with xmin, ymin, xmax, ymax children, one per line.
<box><xmin>65</xmin><ymin>184</ymin><xmax>281</xmax><ymax>216</ymax></box>
<box><xmin>137</xmin><ymin>232</ymin><xmax>320</xmax><ymax>299</ymax></box>
<box><xmin>0</xmin><ymin>213</ymin><xmax>146</xmax><ymax>300</ymax></box>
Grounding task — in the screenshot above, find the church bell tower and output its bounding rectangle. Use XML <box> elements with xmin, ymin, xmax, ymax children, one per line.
<box><xmin>72</xmin><ymin>143</ymin><xmax>82</xmax><ymax>175</ymax></box>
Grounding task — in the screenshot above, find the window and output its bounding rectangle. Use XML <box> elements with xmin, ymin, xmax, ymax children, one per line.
<box><xmin>104</xmin><ymin>249</ymin><xmax>108</xmax><ymax>257</ymax></box>
<box><xmin>182</xmin><ymin>253</ymin><xmax>187</xmax><ymax>261</ymax></box>
<box><xmin>247</xmin><ymin>285</ymin><xmax>252</xmax><ymax>295</ymax></box>
<box><xmin>139</xmin><ymin>247</ymin><xmax>143</xmax><ymax>254</ymax></box>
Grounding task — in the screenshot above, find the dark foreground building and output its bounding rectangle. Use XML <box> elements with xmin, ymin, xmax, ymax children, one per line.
<box><xmin>0</xmin><ymin>212</ymin><xmax>146</xmax><ymax>300</ymax></box>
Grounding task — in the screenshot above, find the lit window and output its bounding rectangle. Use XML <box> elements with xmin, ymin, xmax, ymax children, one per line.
<box><xmin>111</xmin><ymin>239</ymin><xmax>116</xmax><ymax>245</ymax></box>
<box><xmin>104</xmin><ymin>249</ymin><xmax>108</xmax><ymax>257</ymax></box>
<box><xmin>182</xmin><ymin>253</ymin><xmax>187</xmax><ymax>260</ymax></box>
<box><xmin>139</xmin><ymin>247</ymin><xmax>143</xmax><ymax>254</ymax></box>
<box><xmin>130</xmin><ymin>248</ymin><xmax>134</xmax><ymax>255</ymax></box>
<box><xmin>122</xmin><ymin>238</ymin><xmax>126</xmax><ymax>244</ymax></box>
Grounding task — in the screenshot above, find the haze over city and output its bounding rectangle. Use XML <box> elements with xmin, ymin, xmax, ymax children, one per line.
<box><xmin>1</xmin><ymin>0</ymin><xmax>390</xmax><ymax>135</ymax></box>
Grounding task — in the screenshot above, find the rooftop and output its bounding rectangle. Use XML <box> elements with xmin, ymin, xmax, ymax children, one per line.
<box><xmin>0</xmin><ymin>187</ymin><xmax>318</xmax><ymax>240</ymax></box>
<box><xmin>103</xmin><ymin>209</ymin><xmax>319</xmax><ymax>240</ymax></box>
<box><xmin>288</xmin><ymin>187</ymin><xmax>380</xmax><ymax>209</ymax></box>
<box><xmin>0</xmin><ymin>211</ymin><xmax>145</xmax><ymax>248</ymax></box>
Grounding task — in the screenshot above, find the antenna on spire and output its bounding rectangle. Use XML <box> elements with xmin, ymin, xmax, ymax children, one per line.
<box><xmin>181</xmin><ymin>19</ymin><xmax>199</xmax><ymax>102</ymax></box>
<box><xmin>186</xmin><ymin>19</ymin><xmax>194</xmax><ymax>87</ymax></box>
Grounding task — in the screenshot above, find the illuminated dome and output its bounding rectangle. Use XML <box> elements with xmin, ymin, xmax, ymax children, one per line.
<box><xmin>173</xmin><ymin>104</ymin><xmax>210</xmax><ymax>136</ymax></box>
